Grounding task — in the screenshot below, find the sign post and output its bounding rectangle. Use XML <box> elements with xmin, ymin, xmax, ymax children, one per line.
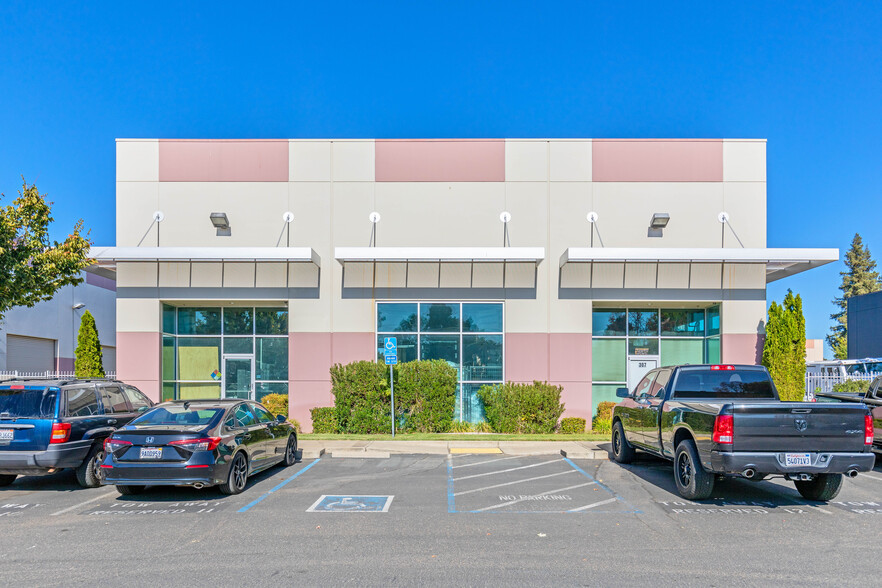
<box><xmin>383</xmin><ymin>337</ymin><xmax>398</xmax><ymax>437</ymax></box>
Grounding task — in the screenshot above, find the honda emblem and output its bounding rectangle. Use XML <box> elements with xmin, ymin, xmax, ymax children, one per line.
<box><xmin>146</xmin><ymin>436</ymin><xmax>155</xmax><ymax>444</ymax></box>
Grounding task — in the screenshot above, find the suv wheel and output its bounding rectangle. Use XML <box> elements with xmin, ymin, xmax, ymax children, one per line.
<box><xmin>76</xmin><ymin>444</ymin><xmax>106</xmax><ymax>488</ymax></box>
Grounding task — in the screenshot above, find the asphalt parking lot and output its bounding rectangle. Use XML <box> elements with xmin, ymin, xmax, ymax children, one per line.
<box><xmin>1</xmin><ymin>450</ymin><xmax>881</xmax><ymax>587</ymax></box>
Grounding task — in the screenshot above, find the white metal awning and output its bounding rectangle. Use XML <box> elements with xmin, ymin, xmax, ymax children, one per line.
<box><xmin>559</xmin><ymin>247</ymin><xmax>838</xmax><ymax>283</ymax></box>
<box><xmin>334</xmin><ymin>246</ymin><xmax>545</xmax><ymax>264</ymax></box>
<box><xmin>90</xmin><ymin>246</ymin><xmax>321</xmax><ymax>266</ymax></box>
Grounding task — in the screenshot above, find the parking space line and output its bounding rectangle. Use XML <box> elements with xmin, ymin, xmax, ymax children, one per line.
<box><xmin>471</xmin><ymin>482</ymin><xmax>597</xmax><ymax>512</ymax></box>
<box><xmin>451</xmin><ymin>455</ymin><xmax>522</xmax><ymax>469</ymax></box>
<box><xmin>50</xmin><ymin>490</ymin><xmax>118</xmax><ymax>516</ymax></box>
<box><xmin>237</xmin><ymin>459</ymin><xmax>320</xmax><ymax>513</ymax></box>
<box><xmin>453</xmin><ymin>459</ymin><xmax>560</xmax><ymax>482</ymax></box>
<box><xmin>567</xmin><ymin>498</ymin><xmax>618</xmax><ymax>512</ymax></box>
<box><xmin>453</xmin><ymin>469</ymin><xmax>577</xmax><ymax>496</ymax></box>
<box><xmin>562</xmin><ymin>457</ymin><xmax>642</xmax><ymax>514</ymax></box>
<box><xmin>447</xmin><ymin>455</ymin><xmax>456</xmax><ymax>513</ymax></box>
<box><xmin>859</xmin><ymin>472</ymin><xmax>882</xmax><ymax>482</ymax></box>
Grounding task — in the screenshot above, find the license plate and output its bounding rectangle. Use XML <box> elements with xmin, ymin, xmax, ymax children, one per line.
<box><xmin>140</xmin><ymin>447</ymin><xmax>163</xmax><ymax>459</ymax></box>
<box><xmin>0</xmin><ymin>429</ymin><xmax>12</xmax><ymax>441</ymax></box>
<box><xmin>784</xmin><ymin>453</ymin><xmax>812</xmax><ymax>467</ymax></box>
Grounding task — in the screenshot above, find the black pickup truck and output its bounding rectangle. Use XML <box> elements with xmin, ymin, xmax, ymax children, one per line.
<box><xmin>816</xmin><ymin>375</ymin><xmax>882</xmax><ymax>454</ymax></box>
<box><xmin>611</xmin><ymin>364</ymin><xmax>875</xmax><ymax>501</ymax></box>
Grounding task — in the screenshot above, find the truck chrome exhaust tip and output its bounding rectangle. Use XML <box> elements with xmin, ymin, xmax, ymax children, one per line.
<box><xmin>741</xmin><ymin>468</ymin><xmax>756</xmax><ymax>478</ymax></box>
<box><xmin>846</xmin><ymin>469</ymin><xmax>859</xmax><ymax>478</ymax></box>
<box><xmin>193</xmin><ymin>483</ymin><xmax>204</xmax><ymax>489</ymax></box>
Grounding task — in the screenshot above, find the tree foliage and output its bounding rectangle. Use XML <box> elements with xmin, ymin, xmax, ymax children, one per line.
<box><xmin>0</xmin><ymin>180</ymin><xmax>91</xmax><ymax>321</ymax></box>
<box><xmin>762</xmin><ymin>290</ymin><xmax>807</xmax><ymax>401</ymax></box>
<box><xmin>828</xmin><ymin>233</ymin><xmax>881</xmax><ymax>359</ymax></box>
<box><xmin>75</xmin><ymin>311</ymin><xmax>105</xmax><ymax>378</ymax></box>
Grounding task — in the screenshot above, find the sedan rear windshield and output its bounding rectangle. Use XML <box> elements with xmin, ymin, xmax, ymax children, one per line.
<box><xmin>0</xmin><ymin>387</ymin><xmax>58</xmax><ymax>418</ymax></box>
<box><xmin>672</xmin><ymin>370</ymin><xmax>776</xmax><ymax>399</ymax></box>
<box><xmin>131</xmin><ymin>406</ymin><xmax>223</xmax><ymax>426</ymax></box>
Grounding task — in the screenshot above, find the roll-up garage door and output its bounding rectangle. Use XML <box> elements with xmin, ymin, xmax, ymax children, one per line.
<box><xmin>6</xmin><ymin>335</ymin><xmax>56</xmax><ymax>372</ymax></box>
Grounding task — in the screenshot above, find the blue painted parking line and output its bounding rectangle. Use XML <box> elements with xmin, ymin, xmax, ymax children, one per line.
<box><xmin>562</xmin><ymin>457</ymin><xmax>642</xmax><ymax>514</ymax></box>
<box><xmin>447</xmin><ymin>455</ymin><xmax>456</xmax><ymax>513</ymax></box>
<box><xmin>238</xmin><ymin>459</ymin><xmax>320</xmax><ymax>513</ymax></box>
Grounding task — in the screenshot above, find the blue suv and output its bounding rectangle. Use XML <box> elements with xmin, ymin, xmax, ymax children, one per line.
<box><xmin>0</xmin><ymin>379</ymin><xmax>154</xmax><ymax>488</ymax></box>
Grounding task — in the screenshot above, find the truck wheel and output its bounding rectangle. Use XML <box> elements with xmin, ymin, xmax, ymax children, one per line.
<box><xmin>674</xmin><ymin>439</ymin><xmax>714</xmax><ymax>500</ymax></box>
<box><xmin>0</xmin><ymin>474</ymin><xmax>16</xmax><ymax>487</ymax></box>
<box><xmin>612</xmin><ymin>421</ymin><xmax>635</xmax><ymax>464</ymax></box>
<box><xmin>795</xmin><ymin>474</ymin><xmax>843</xmax><ymax>501</ymax></box>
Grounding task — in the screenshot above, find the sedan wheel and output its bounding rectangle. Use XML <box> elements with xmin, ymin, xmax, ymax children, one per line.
<box><xmin>220</xmin><ymin>453</ymin><xmax>248</xmax><ymax>495</ymax></box>
<box><xmin>284</xmin><ymin>436</ymin><xmax>297</xmax><ymax>466</ymax></box>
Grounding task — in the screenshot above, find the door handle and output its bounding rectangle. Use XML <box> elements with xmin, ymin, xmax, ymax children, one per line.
<box><xmin>107</xmin><ymin>419</ymin><xmax>117</xmax><ymax>425</ymax></box>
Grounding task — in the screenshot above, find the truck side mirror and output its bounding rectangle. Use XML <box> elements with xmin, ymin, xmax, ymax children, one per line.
<box><xmin>616</xmin><ymin>387</ymin><xmax>630</xmax><ymax>398</ymax></box>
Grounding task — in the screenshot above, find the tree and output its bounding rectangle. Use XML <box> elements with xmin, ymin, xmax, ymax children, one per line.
<box><xmin>762</xmin><ymin>290</ymin><xmax>806</xmax><ymax>401</ymax></box>
<box><xmin>75</xmin><ymin>311</ymin><xmax>105</xmax><ymax>378</ymax></box>
<box><xmin>828</xmin><ymin>234</ymin><xmax>881</xmax><ymax>359</ymax></box>
<box><xmin>0</xmin><ymin>180</ymin><xmax>91</xmax><ymax>321</ymax></box>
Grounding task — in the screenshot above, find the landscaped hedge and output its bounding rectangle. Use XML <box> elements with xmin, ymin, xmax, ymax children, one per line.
<box><xmin>477</xmin><ymin>381</ymin><xmax>565</xmax><ymax>434</ymax></box>
<box><xmin>310</xmin><ymin>407</ymin><xmax>338</xmax><ymax>433</ymax></box>
<box><xmin>594</xmin><ymin>401</ymin><xmax>616</xmax><ymax>422</ymax></box>
<box><xmin>559</xmin><ymin>417</ymin><xmax>586</xmax><ymax>434</ymax></box>
<box><xmin>394</xmin><ymin>360</ymin><xmax>458</xmax><ymax>433</ymax></box>
<box><xmin>330</xmin><ymin>361</ymin><xmax>391</xmax><ymax>434</ymax></box>
<box><xmin>831</xmin><ymin>379</ymin><xmax>871</xmax><ymax>394</ymax></box>
<box><xmin>592</xmin><ymin>401</ymin><xmax>617</xmax><ymax>435</ymax></box>
<box><xmin>259</xmin><ymin>393</ymin><xmax>300</xmax><ymax>432</ymax></box>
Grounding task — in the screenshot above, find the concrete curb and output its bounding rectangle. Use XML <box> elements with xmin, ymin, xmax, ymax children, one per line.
<box><xmin>560</xmin><ymin>449</ymin><xmax>609</xmax><ymax>460</ymax></box>
<box><xmin>329</xmin><ymin>448</ymin><xmax>391</xmax><ymax>459</ymax></box>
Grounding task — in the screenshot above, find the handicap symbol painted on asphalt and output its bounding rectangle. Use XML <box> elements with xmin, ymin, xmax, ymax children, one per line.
<box><xmin>306</xmin><ymin>495</ymin><xmax>394</xmax><ymax>512</ymax></box>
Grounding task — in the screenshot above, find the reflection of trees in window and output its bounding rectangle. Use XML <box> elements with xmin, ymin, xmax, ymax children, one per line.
<box><xmin>421</xmin><ymin>305</ymin><xmax>459</xmax><ymax>331</ymax></box>
<box><xmin>255</xmin><ymin>308</ymin><xmax>287</xmax><ymax>335</ymax></box>
<box><xmin>604</xmin><ymin>311</ymin><xmax>627</xmax><ymax>335</ymax></box>
<box><xmin>224</xmin><ymin>309</ymin><xmax>253</xmax><ymax>334</ymax></box>
<box><xmin>377</xmin><ymin>307</ymin><xmax>417</xmax><ymax>332</ymax></box>
<box><xmin>628</xmin><ymin>311</ymin><xmax>658</xmax><ymax>336</ymax></box>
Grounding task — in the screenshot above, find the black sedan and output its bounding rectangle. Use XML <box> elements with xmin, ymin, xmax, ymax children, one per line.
<box><xmin>100</xmin><ymin>399</ymin><xmax>297</xmax><ymax>495</ymax></box>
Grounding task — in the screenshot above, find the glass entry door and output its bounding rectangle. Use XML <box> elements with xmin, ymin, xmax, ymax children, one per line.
<box><xmin>224</xmin><ymin>355</ymin><xmax>254</xmax><ymax>400</ymax></box>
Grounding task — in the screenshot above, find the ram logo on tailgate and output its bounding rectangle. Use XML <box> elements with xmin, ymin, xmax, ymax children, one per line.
<box><xmin>794</xmin><ymin>419</ymin><xmax>808</xmax><ymax>432</ymax></box>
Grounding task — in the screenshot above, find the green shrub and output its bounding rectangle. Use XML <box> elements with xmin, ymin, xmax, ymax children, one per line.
<box><xmin>592</xmin><ymin>417</ymin><xmax>612</xmax><ymax>435</ymax></box>
<box><xmin>310</xmin><ymin>407</ymin><xmax>338</xmax><ymax>433</ymax></box>
<box><xmin>477</xmin><ymin>381</ymin><xmax>565</xmax><ymax>434</ymax></box>
<box><xmin>75</xmin><ymin>311</ymin><xmax>105</xmax><ymax>378</ymax></box>
<box><xmin>832</xmin><ymin>379</ymin><xmax>871</xmax><ymax>394</ymax></box>
<box><xmin>595</xmin><ymin>401</ymin><xmax>616</xmax><ymax>422</ymax></box>
<box><xmin>394</xmin><ymin>360</ymin><xmax>458</xmax><ymax>433</ymax></box>
<box><xmin>330</xmin><ymin>361</ymin><xmax>391</xmax><ymax>434</ymax></box>
<box><xmin>259</xmin><ymin>393</ymin><xmax>301</xmax><ymax>432</ymax></box>
<box><xmin>449</xmin><ymin>421</ymin><xmax>494</xmax><ymax>433</ymax></box>
<box><xmin>559</xmin><ymin>417</ymin><xmax>586</xmax><ymax>434</ymax></box>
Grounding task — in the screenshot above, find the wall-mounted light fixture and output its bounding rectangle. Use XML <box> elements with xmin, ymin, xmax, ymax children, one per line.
<box><xmin>210</xmin><ymin>212</ymin><xmax>230</xmax><ymax>230</ymax></box>
<box><xmin>648</xmin><ymin>213</ymin><xmax>670</xmax><ymax>237</ymax></box>
<box><xmin>72</xmin><ymin>303</ymin><xmax>85</xmax><ymax>310</ymax></box>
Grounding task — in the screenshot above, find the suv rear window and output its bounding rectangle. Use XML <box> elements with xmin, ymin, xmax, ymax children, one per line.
<box><xmin>0</xmin><ymin>387</ymin><xmax>58</xmax><ymax>418</ymax></box>
<box><xmin>672</xmin><ymin>369</ymin><xmax>776</xmax><ymax>399</ymax></box>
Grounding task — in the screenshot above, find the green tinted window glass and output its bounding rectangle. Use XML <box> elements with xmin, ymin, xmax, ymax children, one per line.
<box><xmin>420</xmin><ymin>334</ymin><xmax>460</xmax><ymax>375</ymax></box>
<box><xmin>592</xmin><ymin>339</ymin><xmax>626</xmax><ymax>381</ymax></box>
<box><xmin>162</xmin><ymin>382</ymin><xmax>176</xmax><ymax>402</ymax></box>
<box><xmin>661</xmin><ymin>339</ymin><xmax>704</xmax><ymax>366</ymax></box>
<box><xmin>256</xmin><ymin>382</ymin><xmax>288</xmax><ymax>403</ymax></box>
<box><xmin>255</xmin><ymin>308</ymin><xmax>287</xmax><ymax>335</ymax></box>
<box><xmin>660</xmin><ymin>309</ymin><xmax>705</xmax><ymax>337</ymax></box>
<box><xmin>591</xmin><ymin>384</ymin><xmax>625</xmax><ymax>419</ymax></box>
<box><xmin>628</xmin><ymin>310</ymin><xmax>659</xmax><ymax>336</ymax></box>
<box><xmin>592</xmin><ymin>309</ymin><xmax>626</xmax><ymax>337</ymax></box>
<box><xmin>177</xmin><ymin>338</ymin><xmax>221</xmax><ymax>380</ymax></box>
<box><xmin>224</xmin><ymin>308</ymin><xmax>253</xmax><ymax>335</ymax></box>
<box><xmin>177</xmin><ymin>308</ymin><xmax>221</xmax><ymax>335</ymax></box>
<box><xmin>162</xmin><ymin>304</ymin><xmax>176</xmax><ymax>334</ymax></box>
<box><xmin>462</xmin><ymin>304</ymin><xmax>503</xmax><ymax>333</ymax></box>
<box><xmin>462</xmin><ymin>335</ymin><xmax>503</xmax><ymax>381</ymax></box>
<box><xmin>628</xmin><ymin>338</ymin><xmax>659</xmax><ymax>356</ymax></box>
<box><xmin>256</xmin><ymin>337</ymin><xmax>288</xmax><ymax>381</ymax></box>
<box><xmin>707</xmin><ymin>305</ymin><xmax>720</xmax><ymax>336</ymax></box>
<box><xmin>224</xmin><ymin>337</ymin><xmax>253</xmax><ymax>354</ymax></box>
<box><xmin>162</xmin><ymin>336</ymin><xmax>175</xmax><ymax>381</ymax></box>
<box><xmin>376</xmin><ymin>334</ymin><xmax>418</xmax><ymax>364</ymax></box>
<box><xmin>420</xmin><ymin>303</ymin><xmax>460</xmax><ymax>332</ymax></box>
<box><xmin>377</xmin><ymin>303</ymin><xmax>418</xmax><ymax>332</ymax></box>
<box><xmin>706</xmin><ymin>336</ymin><xmax>721</xmax><ymax>364</ymax></box>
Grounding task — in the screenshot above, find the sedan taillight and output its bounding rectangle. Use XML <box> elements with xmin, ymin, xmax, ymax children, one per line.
<box><xmin>104</xmin><ymin>438</ymin><xmax>132</xmax><ymax>453</ymax></box>
<box><xmin>168</xmin><ymin>437</ymin><xmax>221</xmax><ymax>452</ymax></box>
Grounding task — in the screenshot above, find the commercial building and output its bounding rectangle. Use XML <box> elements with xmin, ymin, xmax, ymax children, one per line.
<box><xmin>848</xmin><ymin>291</ymin><xmax>882</xmax><ymax>358</ymax></box>
<box><xmin>95</xmin><ymin>138</ymin><xmax>837</xmax><ymax>430</ymax></box>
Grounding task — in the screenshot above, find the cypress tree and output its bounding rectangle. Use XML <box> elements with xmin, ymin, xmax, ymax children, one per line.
<box><xmin>75</xmin><ymin>310</ymin><xmax>105</xmax><ymax>378</ymax></box>
<box><xmin>763</xmin><ymin>290</ymin><xmax>806</xmax><ymax>401</ymax></box>
<box><xmin>828</xmin><ymin>233</ymin><xmax>881</xmax><ymax>359</ymax></box>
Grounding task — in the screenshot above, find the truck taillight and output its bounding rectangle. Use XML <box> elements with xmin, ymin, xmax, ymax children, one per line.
<box><xmin>866</xmin><ymin>415</ymin><xmax>874</xmax><ymax>446</ymax></box>
<box><xmin>49</xmin><ymin>423</ymin><xmax>71</xmax><ymax>444</ymax></box>
<box><xmin>710</xmin><ymin>365</ymin><xmax>736</xmax><ymax>371</ymax></box>
<box><xmin>713</xmin><ymin>414</ymin><xmax>734</xmax><ymax>444</ymax></box>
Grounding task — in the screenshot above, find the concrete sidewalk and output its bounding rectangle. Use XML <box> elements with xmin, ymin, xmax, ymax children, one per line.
<box><xmin>299</xmin><ymin>439</ymin><xmax>609</xmax><ymax>460</ymax></box>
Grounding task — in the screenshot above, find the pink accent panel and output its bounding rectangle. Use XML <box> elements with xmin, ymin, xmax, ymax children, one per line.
<box><xmin>158</xmin><ymin>140</ymin><xmax>288</xmax><ymax>182</ymax></box>
<box><xmin>116</xmin><ymin>332</ymin><xmax>160</xmax><ymax>382</ymax></box>
<box><xmin>375</xmin><ymin>139</ymin><xmax>505</xmax><ymax>182</ymax></box>
<box><xmin>504</xmin><ymin>333</ymin><xmax>549</xmax><ymax>382</ymax></box>
<box><xmin>549</xmin><ymin>333</ymin><xmax>592</xmax><ymax>382</ymax></box>
<box><xmin>554</xmin><ymin>381</ymin><xmax>591</xmax><ymax>422</ymax></box>
<box><xmin>57</xmin><ymin>357</ymin><xmax>75</xmax><ymax>371</ymax></box>
<box><xmin>331</xmin><ymin>332</ymin><xmax>375</xmax><ymax>366</ymax></box>
<box><xmin>721</xmin><ymin>333</ymin><xmax>764</xmax><ymax>365</ymax></box>
<box><xmin>289</xmin><ymin>381</ymin><xmax>333</xmax><ymax>433</ymax></box>
<box><xmin>290</xmin><ymin>333</ymin><xmax>332</xmax><ymax>382</ymax></box>
<box><xmin>593</xmin><ymin>139</ymin><xmax>723</xmax><ymax>182</ymax></box>
<box><xmin>85</xmin><ymin>272</ymin><xmax>116</xmax><ymax>291</ymax></box>
<box><xmin>126</xmin><ymin>380</ymin><xmax>160</xmax><ymax>402</ymax></box>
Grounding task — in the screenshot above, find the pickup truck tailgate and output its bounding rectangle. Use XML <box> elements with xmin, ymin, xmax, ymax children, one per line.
<box><xmin>731</xmin><ymin>402</ymin><xmax>869</xmax><ymax>452</ymax></box>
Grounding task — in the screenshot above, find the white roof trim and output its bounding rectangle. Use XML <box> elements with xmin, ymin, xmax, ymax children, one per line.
<box><xmin>559</xmin><ymin>247</ymin><xmax>839</xmax><ymax>283</ymax></box>
<box><xmin>90</xmin><ymin>246</ymin><xmax>321</xmax><ymax>265</ymax></box>
<box><xmin>335</xmin><ymin>247</ymin><xmax>545</xmax><ymax>263</ymax></box>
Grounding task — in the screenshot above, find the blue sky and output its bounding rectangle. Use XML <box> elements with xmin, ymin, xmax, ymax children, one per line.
<box><xmin>1</xmin><ymin>2</ymin><xmax>880</xmax><ymax>353</ymax></box>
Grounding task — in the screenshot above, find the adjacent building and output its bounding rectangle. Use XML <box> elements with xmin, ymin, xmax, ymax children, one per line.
<box><xmin>848</xmin><ymin>290</ymin><xmax>882</xmax><ymax>358</ymax></box>
<box><xmin>95</xmin><ymin>138</ymin><xmax>837</xmax><ymax>430</ymax></box>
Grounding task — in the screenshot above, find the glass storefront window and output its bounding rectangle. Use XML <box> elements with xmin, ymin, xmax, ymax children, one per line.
<box><xmin>707</xmin><ymin>305</ymin><xmax>720</xmax><ymax>336</ymax></box>
<box><xmin>660</xmin><ymin>339</ymin><xmax>704</xmax><ymax>366</ymax></box>
<box><xmin>660</xmin><ymin>309</ymin><xmax>705</xmax><ymax>337</ymax></box>
<box><xmin>162</xmin><ymin>382</ymin><xmax>176</xmax><ymax>402</ymax></box>
<box><xmin>162</xmin><ymin>336</ymin><xmax>175</xmax><ymax>381</ymax></box>
<box><xmin>592</xmin><ymin>309</ymin><xmax>626</xmax><ymax>337</ymax></box>
<box><xmin>628</xmin><ymin>310</ymin><xmax>659</xmax><ymax>336</ymax></box>
<box><xmin>256</xmin><ymin>382</ymin><xmax>288</xmax><ymax>402</ymax></box>
<box><xmin>377</xmin><ymin>303</ymin><xmax>418</xmax><ymax>332</ymax></box>
<box><xmin>162</xmin><ymin>304</ymin><xmax>176</xmax><ymax>334</ymax></box>
<box><xmin>458</xmin><ymin>383</ymin><xmax>488</xmax><ymax>424</ymax></box>
<box><xmin>706</xmin><ymin>336</ymin><xmax>721</xmax><ymax>364</ymax></box>
<box><xmin>420</xmin><ymin>334</ymin><xmax>461</xmax><ymax>374</ymax></box>
<box><xmin>224</xmin><ymin>337</ymin><xmax>253</xmax><ymax>354</ymax></box>
<box><xmin>256</xmin><ymin>337</ymin><xmax>288</xmax><ymax>381</ymax></box>
<box><xmin>177</xmin><ymin>337</ymin><xmax>221</xmax><ymax>381</ymax></box>
<box><xmin>178</xmin><ymin>383</ymin><xmax>221</xmax><ymax>400</ymax></box>
<box><xmin>177</xmin><ymin>308</ymin><xmax>221</xmax><ymax>335</ymax></box>
<box><xmin>592</xmin><ymin>339</ymin><xmax>627</xmax><ymax>382</ymax></box>
<box><xmin>628</xmin><ymin>338</ymin><xmax>659</xmax><ymax>357</ymax></box>
<box><xmin>224</xmin><ymin>308</ymin><xmax>253</xmax><ymax>335</ymax></box>
<box><xmin>462</xmin><ymin>303</ymin><xmax>503</xmax><ymax>333</ymax></box>
<box><xmin>462</xmin><ymin>334</ymin><xmax>503</xmax><ymax>381</ymax></box>
<box><xmin>420</xmin><ymin>303</ymin><xmax>460</xmax><ymax>332</ymax></box>
<box><xmin>256</xmin><ymin>307</ymin><xmax>288</xmax><ymax>335</ymax></box>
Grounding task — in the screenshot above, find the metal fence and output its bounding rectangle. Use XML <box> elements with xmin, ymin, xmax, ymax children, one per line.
<box><xmin>0</xmin><ymin>370</ymin><xmax>117</xmax><ymax>381</ymax></box>
<box><xmin>805</xmin><ymin>372</ymin><xmax>879</xmax><ymax>396</ymax></box>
